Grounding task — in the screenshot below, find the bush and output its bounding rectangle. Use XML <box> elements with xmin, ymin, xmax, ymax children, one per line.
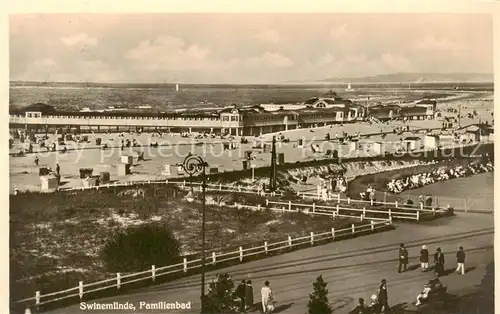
<box><xmin>101</xmin><ymin>223</ymin><xmax>181</xmax><ymax>272</ymax></box>
<box><xmin>307</xmin><ymin>275</ymin><xmax>333</xmax><ymax>314</ymax></box>
<box><xmin>203</xmin><ymin>273</ymin><xmax>238</xmax><ymax>313</ymax></box>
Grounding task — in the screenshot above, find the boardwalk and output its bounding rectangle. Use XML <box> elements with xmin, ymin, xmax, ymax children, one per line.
<box><xmin>47</xmin><ymin>213</ymin><xmax>493</xmax><ymax>314</ymax></box>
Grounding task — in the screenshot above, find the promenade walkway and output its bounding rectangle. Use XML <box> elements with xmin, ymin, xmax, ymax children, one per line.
<box><xmin>47</xmin><ymin>213</ymin><xmax>493</xmax><ymax>314</ymax></box>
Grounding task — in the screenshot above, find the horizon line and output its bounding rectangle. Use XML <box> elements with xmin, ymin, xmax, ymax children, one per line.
<box><xmin>9</xmin><ymin>71</ymin><xmax>494</xmax><ymax>86</ymax></box>
<box><xmin>9</xmin><ymin>80</ymin><xmax>495</xmax><ymax>86</ymax></box>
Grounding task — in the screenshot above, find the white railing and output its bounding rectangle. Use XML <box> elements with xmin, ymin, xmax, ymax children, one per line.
<box><xmin>16</xmin><ymin>219</ymin><xmax>391</xmax><ymax>310</ymax></box>
<box><xmin>55</xmin><ymin>180</ymin><xmax>284</xmax><ymax>198</ymax></box>
<box><xmin>395</xmin><ymin>193</ymin><xmax>493</xmax><ymax>213</ymax></box>
<box><xmin>295</xmin><ymin>191</ymin><xmax>459</xmax><ymax>214</ymax></box>
<box><xmin>264</xmin><ymin>199</ymin><xmax>419</xmax><ymax>221</ymax></box>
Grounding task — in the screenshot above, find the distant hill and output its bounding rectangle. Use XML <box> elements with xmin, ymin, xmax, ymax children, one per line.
<box><xmin>317</xmin><ymin>72</ymin><xmax>493</xmax><ymax>84</ymax></box>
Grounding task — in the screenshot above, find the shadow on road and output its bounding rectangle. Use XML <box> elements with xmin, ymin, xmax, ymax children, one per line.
<box><xmin>330</xmin><ymin>296</ymin><xmax>354</xmax><ymax>312</ymax></box>
<box><xmin>441</xmin><ymin>265</ymin><xmax>476</xmax><ymax>277</ymax></box>
<box><xmin>273</xmin><ymin>302</ymin><xmax>294</xmax><ymax>313</ymax></box>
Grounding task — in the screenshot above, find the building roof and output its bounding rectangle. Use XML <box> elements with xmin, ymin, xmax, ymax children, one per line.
<box><xmin>416</xmin><ymin>99</ymin><xmax>437</xmax><ymax>105</ymax></box>
<box><xmin>426</xmin><ymin>134</ymin><xmax>440</xmax><ymax>138</ymax></box>
<box><xmin>14</xmin><ymin>103</ymin><xmax>58</xmax><ymax>115</ymax></box>
<box><xmin>322</xmin><ymin>98</ymin><xmax>337</xmax><ymax>104</ymax></box>
<box><xmin>304</xmin><ymin>97</ymin><xmax>319</xmax><ymax>105</ymax></box>
<box><xmin>463</xmin><ymin>123</ymin><xmax>494</xmax><ymax>134</ymax></box>
<box><xmin>242</xmin><ymin>110</ymin><xmax>297</xmax><ymax>118</ymax></box>
<box><xmin>11</xmin><ymin>104</ymin><xmax>220</xmax><ymax>118</ymax></box>
<box><xmin>403</xmin><ymin>136</ymin><xmax>421</xmax><ymax>141</ymax></box>
<box><xmin>218</xmin><ymin>107</ymin><xmax>240</xmax><ymax>114</ymax></box>
<box><xmin>400</xmin><ymin>106</ymin><xmax>428</xmax><ymax>116</ymax></box>
<box><xmin>369</xmin><ymin>104</ymin><xmax>401</xmax><ymax>111</ymax></box>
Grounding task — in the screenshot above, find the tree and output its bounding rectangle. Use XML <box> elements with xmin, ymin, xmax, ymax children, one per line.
<box><xmin>307</xmin><ymin>275</ymin><xmax>333</xmax><ymax>314</ymax></box>
<box><xmin>203</xmin><ymin>273</ymin><xmax>239</xmax><ymax>313</ymax></box>
<box><xmin>101</xmin><ymin>223</ymin><xmax>181</xmax><ymax>272</ymax></box>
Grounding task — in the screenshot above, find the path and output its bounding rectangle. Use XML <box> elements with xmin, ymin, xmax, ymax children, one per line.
<box><xmin>380</xmin><ymin>172</ymin><xmax>494</xmax><ymax>212</ymax></box>
<box><xmin>46</xmin><ymin>213</ymin><xmax>493</xmax><ymax>314</ymax></box>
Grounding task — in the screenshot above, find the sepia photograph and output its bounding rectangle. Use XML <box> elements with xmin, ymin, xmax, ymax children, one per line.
<box><xmin>8</xmin><ymin>8</ymin><xmax>495</xmax><ymax>314</ymax></box>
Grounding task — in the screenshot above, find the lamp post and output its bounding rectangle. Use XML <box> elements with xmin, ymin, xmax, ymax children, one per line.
<box><xmin>181</xmin><ymin>154</ymin><xmax>208</xmax><ymax>313</ymax></box>
<box><xmin>251</xmin><ymin>164</ymin><xmax>255</xmax><ymax>182</ymax></box>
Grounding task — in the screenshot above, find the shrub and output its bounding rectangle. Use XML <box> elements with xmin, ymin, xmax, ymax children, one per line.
<box><xmin>203</xmin><ymin>273</ymin><xmax>238</xmax><ymax>313</ymax></box>
<box><xmin>101</xmin><ymin>223</ymin><xmax>181</xmax><ymax>272</ymax></box>
<box><xmin>307</xmin><ymin>275</ymin><xmax>333</xmax><ymax>314</ymax></box>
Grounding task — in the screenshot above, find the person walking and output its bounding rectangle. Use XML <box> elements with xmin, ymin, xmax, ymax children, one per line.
<box><xmin>245</xmin><ymin>280</ymin><xmax>254</xmax><ymax>311</ymax></box>
<box><xmin>434</xmin><ymin>247</ymin><xmax>445</xmax><ymax>277</ymax></box>
<box><xmin>377</xmin><ymin>279</ymin><xmax>390</xmax><ymax>314</ymax></box>
<box><xmin>398</xmin><ymin>243</ymin><xmax>408</xmax><ymax>273</ymax></box>
<box><xmin>456</xmin><ymin>246</ymin><xmax>466</xmax><ymax>275</ymax></box>
<box><xmin>235</xmin><ymin>280</ymin><xmax>246</xmax><ymax>312</ymax></box>
<box><xmin>261</xmin><ymin>281</ymin><xmax>273</xmax><ymax>314</ymax></box>
<box><xmin>34</xmin><ymin>156</ymin><xmax>39</xmax><ymax>166</ymax></box>
<box><xmin>420</xmin><ymin>245</ymin><xmax>429</xmax><ymax>271</ymax></box>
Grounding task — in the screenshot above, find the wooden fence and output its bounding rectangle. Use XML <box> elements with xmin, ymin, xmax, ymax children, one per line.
<box><xmin>56</xmin><ymin>180</ymin><xmax>284</xmax><ymax>197</ymax></box>
<box><xmin>17</xmin><ymin>219</ymin><xmax>391</xmax><ymax>311</ymax></box>
<box><xmin>264</xmin><ymin>199</ymin><xmax>420</xmax><ymax>221</ymax></box>
<box><xmin>295</xmin><ymin>190</ymin><xmax>470</xmax><ymax>214</ymax></box>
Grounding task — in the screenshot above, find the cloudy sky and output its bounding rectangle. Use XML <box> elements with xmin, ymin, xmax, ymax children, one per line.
<box><xmin>9</xmin><ymin>13</ymin><xmax>493</xmax><ymax>84</ymax></box>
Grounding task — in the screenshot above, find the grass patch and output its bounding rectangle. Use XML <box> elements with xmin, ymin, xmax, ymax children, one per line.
<box><xmin>10</xmin><ymin>184</ymin><xmax>360</xmax><ymax>306</ymax></box>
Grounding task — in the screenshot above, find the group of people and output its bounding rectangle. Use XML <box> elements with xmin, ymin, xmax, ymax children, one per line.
<box><xmin>317</xmin><ymin>175</ymin><xmax>348</xmax><ymax>194</ymax></box>
<box><xmin>352</xmin><ymin>244</ymin><xmax>466</xmax><ymax>314</ymax></box>
<box><xmin>331</xmin><ymin>175</ymin><xmax>348</xmax><ymax>193</ymax></box>
<box><xmin>386</xmin><ymin>160</ymin><xmax>494</xmax><ymax>194</ymax></box>
<box><xmin>399</xmin><ymin>243</ymin><xmax>466</xmax><ymax>277</ymax></box>
<box><xmin>351</xmin><ymin>279</ymin><xmax>390</xmax><ymax>314</ymax></box>
<box><xmin>234</xmin><ymin>280</ymin><xmax>257</xmax><ymax>312</ymax></box>
<box><xmin>359</xmin><ymin>185</ymin><xmax>376</xmax><ymax>201</ymax></box>
<box><xmin>209</xmin><ymin>278</ymin><xmax>274</xmax><ymax>313</ymax></box>
<box><xmin>414</xmin><ymin>278</ymin><xmax>446</xmax><ymax>306</ymax></box>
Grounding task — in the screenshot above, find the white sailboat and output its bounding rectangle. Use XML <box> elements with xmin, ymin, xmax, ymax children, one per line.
<box><xmin>175</xmin><ymin>84</ymin><xmax>179</xmax><ymax>92</ymax></box>
<box><xmin>345</xmin><ymin>81</ymin><xmax>354</xmax><ymax>91</ymax></box>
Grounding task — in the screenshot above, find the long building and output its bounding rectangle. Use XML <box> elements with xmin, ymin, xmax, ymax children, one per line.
<box><xmin>9</xmin><ymin>96</ymin><xmax>437</xmax><ymax>135</ymax></box>
<box><xmin>367</xmin><ymin>98</ymin><xmax>437</xmax><ymax>121</ymax></box>
<box><xmin>9</xmin><ymin>101</ymin><xmax>365</xmax><ymax>136</ymax></box>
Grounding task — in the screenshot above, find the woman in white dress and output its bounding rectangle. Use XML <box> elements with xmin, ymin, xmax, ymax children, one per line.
<box><xmin>261</xmin><ymin>281</ymin><xmax>274</xmax><ymax>313</ymax></box>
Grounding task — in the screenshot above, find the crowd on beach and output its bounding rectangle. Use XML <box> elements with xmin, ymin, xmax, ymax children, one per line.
<box><xmin>386</xmin><ymin>160</ymin><xmax>494</xmax><ymax>194</ymax></box>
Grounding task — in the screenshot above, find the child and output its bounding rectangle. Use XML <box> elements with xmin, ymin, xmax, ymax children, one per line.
<box><xmin>415</xmin><ymin>283</ymin><xmax>431</xmax><ymax>306</ymax></box>
<box><xmin>420</xmin><ymin>245</ymin><xmax>429</xmax><ymax>271</ymax></box>
<box><xmin>369</xmin><ymin>294</ymin><xmax>381</xmax><ymax>314</ymax></box>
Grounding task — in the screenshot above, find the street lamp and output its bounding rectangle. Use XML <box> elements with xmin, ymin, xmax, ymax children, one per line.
<box><xmin>251</xmin><ymin>164</ymin><xmax>255</xmax><ymax>182</ymax></box>
<box><xmin>181</xmin><ymin>154</ymin><xmax>208</xmax><ymax>313</ymax></box>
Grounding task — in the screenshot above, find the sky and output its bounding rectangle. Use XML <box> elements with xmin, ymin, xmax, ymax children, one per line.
<box><xmin>9</xmin><ymin>13</ymin><xmax>493</xmax><ymax>84</ymax></box>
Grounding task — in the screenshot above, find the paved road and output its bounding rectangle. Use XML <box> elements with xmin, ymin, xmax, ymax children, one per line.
<box><xmin>48</xmin><ymin>214</ymin><xmax>493</xmax><ymax>314</ymax></box>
